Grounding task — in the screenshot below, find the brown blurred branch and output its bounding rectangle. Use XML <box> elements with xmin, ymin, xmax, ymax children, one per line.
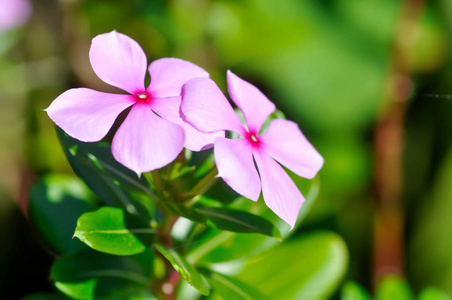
<box><xmin>373</xmin><ymin>0</ymin><xmax>426</xmax><ymax>285</ymax></box>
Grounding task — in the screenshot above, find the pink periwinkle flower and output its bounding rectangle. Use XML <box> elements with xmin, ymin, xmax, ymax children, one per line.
<box><xmin>181</xmin><ymin>71</ymin><xmax>324</xmax><ymax>228</ymax></box>
<box><xmin>0</xmin><ymin>0</ymin><xmax>31</xmax><ymax>32</ymax></box>
<box><xmin>46</xmin><ymin>31</ymin><xmax>223</xmax><ymax>175</ymax></box>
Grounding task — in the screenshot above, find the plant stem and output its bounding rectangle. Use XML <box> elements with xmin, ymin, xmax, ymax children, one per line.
<box><xmin>180</xmin><ymin>167</ymin><xmax>219</xmax><ymax>204</ymax></box>
<box><xmin>373</xmin><ymin>0</ymin><xmax>426</xmax><ymax>285</ymax></box>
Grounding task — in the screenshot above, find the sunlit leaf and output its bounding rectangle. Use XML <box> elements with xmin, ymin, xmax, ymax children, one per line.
<box><xmin>341</xmin><ymin>281</ymin><xmax>372</xmax><ymax>300</ymax></box>
<box><xmin>154</xmin><ymin>244</ymin><xmax>210</xmax><ymax>296</ymax></box>
<box><xmin>186</xmin><ymin>178</ymin><xmax>319</xmax><ymax>264</ymax></box>
<box><xmin>54</xmin><ymin>280</ymin><xmax>97</xmax><ymax>300</ymax></box>
<box><xmin>418</xmin><ymin>287</ymin><xmax>451</xmax><ymax>300</ymax></box>
<box><xmin>375</xmin><ymin>275</ymin><xmax>414</xmax><ymax>300</ymax></box>
<box><xmin>74</xmin><ymin>207</ymin><xmax>155</xmax><ymax>255</ymax></box>
<box><xmin>28</xmin><ymin>174</ymin><xmax>97</xmax><ymax>254</ymax></box>
<box><xmin>236</xmin><ymin>231</ymin><xmax>348</xmax><ymax>300</ymax></box>
<box><xmin>200</xmin><ymin>268</ymin><xmax>268</xmax><ymax>300</ymax></box>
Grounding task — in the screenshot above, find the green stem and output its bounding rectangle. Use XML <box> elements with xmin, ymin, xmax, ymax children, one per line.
<box><xmin>151</xmin><ymin>169</ymin><xmax>165</xmax><ymax>199</ymax></box>
<box><xmin>180</xmin><ymin>167</ymin><xmax>218</xmax><ymax>204</ymax></box>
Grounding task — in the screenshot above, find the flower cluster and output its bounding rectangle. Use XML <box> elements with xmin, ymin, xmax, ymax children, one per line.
<box><xmin>47</xmin><ymin>31</ymin><xmax>323</xmax><ymax>227</ymax></box>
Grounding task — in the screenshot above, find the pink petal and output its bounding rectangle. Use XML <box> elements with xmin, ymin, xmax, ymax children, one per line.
<box><xmin>253</xmin><ymin>150</ymin><xmax>303</xmax><ymax>229</ymax></box>
<box><xmin>260</xmin><ymin>119</ymin><xmax>323</xmax><ymax>179</ymax></box>
<box><xmin>227</xmin><ymin>70</ymin><xmax>275</xmax><ymax>133</ymax></box>
<box><xmin>215</xmin><ymin>137</ymin><xmax>261</xmax><ymax>201</ymax></box>
<box><xmin>111</xmin><ymin>102</ymin><xmax>185</xmax><ymax>175</ymax></box>
<box><xmin>151</xmin><ymin>96</ymin><xmax>224</xmax><ymax>151</ymax></box>
<box><xmin>147</xmin><ymin>58</ymin><xmax>209</xmax><ymax>98</ymax></box>
<box><xmin>89</xmin><ymin>31</ymin><xmax>147</xmax><ymax>94</ymax></box>
<box><xmin>45</xmin><ymin>88</ymin><xmax>135</xmax><ymax>142</ymax></box>
<box><xmin>181</xmin><ymin>77</ymin><xmax>245</xmax><ymax>135</ymax></box>
<box><xmin>0</xmin><ymin>0</ymin><xmax>31</xmax><ymax>32</ymax></box>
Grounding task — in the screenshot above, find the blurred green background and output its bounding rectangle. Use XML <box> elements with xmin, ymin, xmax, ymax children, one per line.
<box><xmin>1</xmin><ymin>0</ymin><xmax>452</xmax><ymax>298</ymax></box>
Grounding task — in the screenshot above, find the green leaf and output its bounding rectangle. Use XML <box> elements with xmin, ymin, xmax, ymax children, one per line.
<box><xmin>28</xmin><ymin>174</ymin><xmax>97</xmax><ymax>254</ymax></box>
<box><xmin>74</xmin><ymin>207</ymin><xmax>155</xmax><ymax>255</ymax></box>
<box><xmin>341</xmin><ymin>281</ymin><xmax>371</xmax><ymax>300</ymax></box>
<box><xmin>56</xmin><ymin>127</ymin><xmax>156</xmax><ymax>220</ymax></box>
<box><xmin>164</xmin><ymin>202</ymin><xmax>207</xmax><ymax>223</ymax></box>
<box><xmin>186</xmin><ymin>178</ymin><xmax>319</xmax><ymax>264</ymax></box>
<box><xmin>236</xmin><ymin>231</ymin><xmax>348</xmax><ymax>300</ymax></box>
<box><xmin>51</xmin><ymin>248</ymin><xmax>154</xmax><ymax>298</ymax></box>
<box><xmin>95</xmin><ymin>278</ymin><xmax>157</xmax><ymax>300</ymax></box>
<box><xmin>200</xmin><ymin>269</ymin><xmax>268</xmax><ymax>300</ymax></box>
<box><xmin>375</xmin><ymin>275</ymin><xmax>414</xmax><ymax>300</ymax></box>
<box><xmin>154</xmin><ymin>244</ymin><xmax>210</xmax><ymax>296</ymax></box>
<box><xmin>194</xmin><ymin>205</ymin><xmax>281</xmax><ymax>238</ymax></box>
<box><xmin>21</xmin><ymin>293</ymin><xmax>71</xmax><ymax>300</ymax></box>
<box><xmin>418</xmin><ymin>287</ymin><xmax>451</xmax><ymax>300</ymax></box>
<box><xmin>55</xmin><ymin>280</ymin><xmax>97</xmax><ymax>300</ymax></box>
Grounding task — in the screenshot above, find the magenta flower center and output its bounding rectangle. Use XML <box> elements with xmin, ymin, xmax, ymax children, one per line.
<box><xmin>247</xmin><ymin>131</ymin><xmax>260</xmax><ymax>147</ymax></box>
<box><xmin>134</xmin><ymin>91</ymin><xmax>153</xmax><ymax>104</ymax></box>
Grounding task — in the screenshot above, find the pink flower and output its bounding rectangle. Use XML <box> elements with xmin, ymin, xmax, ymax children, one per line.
<box><xmin>46</xmin><ymin>31</ymin><xmax>222</xmax><ymax>175</ymax></box>
<box><xmin>0</xmin><ymin>0</ymin><xmax>31</xmax><ymax>32</ymax></box>
<box><xmin>181</xmin><ymin>71</ymin><xmax>324</xmax><ymax>228</ymax></box>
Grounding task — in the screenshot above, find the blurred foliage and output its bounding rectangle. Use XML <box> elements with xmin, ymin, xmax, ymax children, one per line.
<box><xmin>1</xmin><ymin>0</ymin><xmax>452</xmax><ymax>299</ymax></box>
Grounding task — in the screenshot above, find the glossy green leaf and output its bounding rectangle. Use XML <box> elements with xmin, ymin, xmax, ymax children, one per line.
<box><xmin>341</xmin><ymin>281</ymin><xmax>371</xmax><ymax>300</ymax></box>
<box><xmin>194</xmin><ymin>205</ymin><xmax>281</xmax><ymax>238</ymax></box>
<box><xmin>186</xmin><ymin>178</ymin><xmax>319</xmax><ymax>264</ymax></box>
<box><xmin>21</xmin><ymin>293</ymin><xmax>71</xmax><ymax>300</ymax></box>
<box><xmin>418</xmin><ymin>287</ymin><xmax>451</xmax><ymax>300</ymax></box>
<box><xmin>236</xmin><ymin>231</ymin><xmax>348</xmax><ymax>300</ymax></box>
<box><xmin>200</xmin><ymin>268</ymin><xmax>268</xmax><ymax>300</ymax></box>
<box><xmin>28</xmin><ymin>174</ymin><xmax>97</xmax><ymax>254</ymax></box>
<box><xmin>95</xmin><ymin>277</ymin><xmax>157</xmax><ymax>300</ymax></box>
<box><xmin>56</xmin><ymin>127</ymin><xmax>156</xmax><ymax>220</ymax></box>
<box><xmin>51</xmin><ymin>248</ymin><xmax>154</xmax><ymax>282</ymax></box>
<box><xmin>375</xmin><ymin>275</ymin><xmax>414</xmax><ymax>300</ymax></box>
<box><xmin>154</xmin><ymin>244</ymin><xmax>210</xmax><ymax>296</ymax></box>
<box><xmin>164</xmin><ymin>202</ymin><xmax>207</xmax><ymax>224</ymax></box>
<box><xmin>74</xmin><ymin>207</ymin><xmax>155</xmax><ymax>255</ymax></box>
<box><xmin>55</xmin><ymin>279</ymin><xmax>97</xmax><ymax>300</ymax></box>
<box><xmin>51</xmin><ymin>248</ymin><xmax>154</xmax><ymax>299</ymax></box>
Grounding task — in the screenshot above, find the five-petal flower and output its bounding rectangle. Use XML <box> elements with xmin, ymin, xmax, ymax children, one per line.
<box><xmin>181</xmin><ymin>71</ymin><xmax>324</xmax><ymax>228</ymax></box>
<box><xmin>46</xmin><ymin>31</ymin><xmax>223</xmax><ymax>175</ymax></box>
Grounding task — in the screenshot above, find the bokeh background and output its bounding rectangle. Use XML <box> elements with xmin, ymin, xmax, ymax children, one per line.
<box><xmin>1</xmin><ymin>0</ymin><xmax>451</xmax><ymax>298</ymax></box>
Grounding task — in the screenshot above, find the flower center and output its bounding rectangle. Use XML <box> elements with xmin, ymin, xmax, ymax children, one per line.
<box><xmin>135</xmin><ymin>92</ymin><xmax>149</xmax><ymax>101</ymax></box>
<box><xmin>247</xmin><ymin>132</ymin><xmax>260</xmax><ymax>146</ymax></box>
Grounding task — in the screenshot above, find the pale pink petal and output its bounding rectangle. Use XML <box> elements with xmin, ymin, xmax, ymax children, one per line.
<box><xmin>181</xmin><ymin>77</ymin><xmax>245</xmax><ymax>135</ymax></box>
<box><xmin>260</xmin><ymin>119</ymin><xmax>323</xmax><ymax>179</ymax></box>
<box><xmin>111</xmin><ymin>102</ymin><xmax>185</xmax><ymax>175</ymax></box>
<box><xmin>89</xmin><ymin>31</ymin><xmax>147</xmax><ymax>94</ymax></box>
<box><xmin>227</xmin><ymin>70</ymin><xmax>275</xmax><ymax>133</ymax></box>
<box><xmin>215</xmin><ymin>138</ymin><xmax>261</xmax><ymax>201</ymax></box>
<box><xmin>147</xmin><ymin>58</ymin><xmax>209</xmax><ymax>98</ymax></box>
<box><xmin>253</xmin><ymin>150</ymin><xmax>303</xmax><ymax>229</ymax></box>
<box><xmin>0</xmin><ymin>0</ymin><xmax>31</xmax><ymax>32</ymax></box>
<box><xmin>45</xmin><ymin>88</ymin><xmax>135</xmax><ymax>142</ymax></box>
<box><xmin>151</xmin><ymin>96</ymin><xmax>224</xmax><ymax>151</ymax></box>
